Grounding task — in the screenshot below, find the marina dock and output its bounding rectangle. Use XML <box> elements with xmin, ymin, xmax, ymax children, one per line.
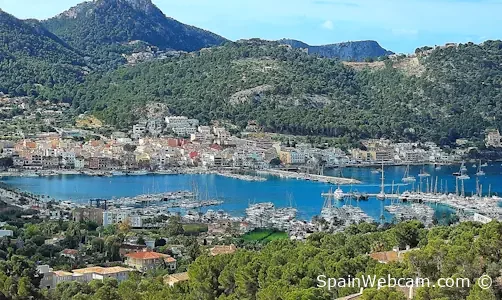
<box><xmin>217</xmin><ymin>172</ymin><xmax>267</xmax><ymax>182</ymax></box>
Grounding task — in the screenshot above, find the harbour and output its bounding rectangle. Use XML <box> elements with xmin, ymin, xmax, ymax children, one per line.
<box><xmin>2</xmin><ymin>163</ymin><xmax>502</xmax><ymax>223</ymax></box>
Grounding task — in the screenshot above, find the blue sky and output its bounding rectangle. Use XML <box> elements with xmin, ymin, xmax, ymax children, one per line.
<box><xmin>1</xmin><ymin>0</ymin><xmax>501</xmax><ymax>53</ymax></box>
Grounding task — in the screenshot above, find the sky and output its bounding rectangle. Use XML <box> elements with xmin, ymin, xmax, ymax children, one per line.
<box><xmin>1</xmin><ymin>0</ymin><xmax>501</xmax><ymax>53</ymax></box>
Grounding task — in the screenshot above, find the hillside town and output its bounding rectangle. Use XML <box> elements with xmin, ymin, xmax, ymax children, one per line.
<box><xmin>0</xmin><ymin>108</ymin><xmax>485</xmax><ymax>176</ymax></box>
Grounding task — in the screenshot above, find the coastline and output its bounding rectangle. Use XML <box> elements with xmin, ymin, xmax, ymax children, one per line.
<box><xmin>0</xmin><ymin>167</ymin><xmax>360</xmax><ymax>184</ymax></box>
<box><xmin>0</xmin><ymin>168</ymin><xmax>213</xmax><ymax>178</ymax></box>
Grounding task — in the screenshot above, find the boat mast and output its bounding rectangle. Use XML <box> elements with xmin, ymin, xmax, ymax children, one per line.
<box><xmin>455</xmin><ymin>177</ymin><xmax>459</xmax><ymax>195</ymax></box>
<box><xmin>461</xmin><ymin>179</ymin><xmax>465</xmax><ymax>197</ymax></box>
<box><xmin>434</xmin><ymin>176</ymin><xmax>438</xmax><ymax>194</ymax></box>
<box><xmin>380</xmin><ymin>161</ymin><xmax>385</xmax><ymax>195</ymax></box>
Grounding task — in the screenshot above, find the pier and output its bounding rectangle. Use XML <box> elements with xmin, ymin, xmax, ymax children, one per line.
<box><xmin>257</xmin><ymin>169</ymin><xmax>360</xmax><ymax>185</ymax></box>
<box><xmin>217</xmin><ymin>172</ymin><xmax>266</xmax><ymax>182</ymax></box>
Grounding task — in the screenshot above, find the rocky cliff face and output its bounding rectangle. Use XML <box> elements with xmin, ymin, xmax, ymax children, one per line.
<box><xmin>279</xmin><ymin>39</ymin><xmax>394</xmax><ymax>61</ymax></box>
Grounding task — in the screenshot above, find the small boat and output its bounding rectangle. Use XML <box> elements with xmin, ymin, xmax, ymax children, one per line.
<box><xmin>481</xmin><ymin>162</ymin><xmax>488</xmax><ymax>167</ymax></box>
<box><xmin>111</xmin><ymin>171</ymin><xmax>126</xmax><ymax>176</ymax></box>
<box><xmin>402</xmin><ymin>164</ymin><xmax>416</xmax><ymax>183</ymax></box>
<box><xmin>454</xmin><ymin>162</ymin><xmax>467</xmax><ymax>176</ymax></box>
<box><xmin>399</xmin><ymin>191</ymin><xmax>411</xmax><ymax>201</ymax></box>
<box><xmin>371</xmin><ymin>169</ymin><xmax>380</xmax><ymax>174</ymax></box>
<box><xmin>476</xmin><ymin>160</ymin><xmax>485</xmax><ymax>176</ymax></box>
<box><xmin>456</xmin><ymin>161</ymin><xmax>470</xmax><ymax>179</ymax></box>
<box><xmin>418</xmin><ymin>169</ymin><xmax>430</xmax><ymax>178</ymax></box>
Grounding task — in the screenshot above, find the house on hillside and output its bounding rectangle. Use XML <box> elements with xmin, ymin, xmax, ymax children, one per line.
<box><xmin>124</xmin><ymin>251</ymin><xmax>177</xmax><ymax>272</ymax></box>
<box><xmin>60</xmin><ymin>249</ymin><xmax>79</xmax><ymax>260</ymax></box>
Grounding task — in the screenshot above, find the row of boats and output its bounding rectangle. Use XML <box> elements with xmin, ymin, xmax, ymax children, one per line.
<box><xmin>245</xmin><ymin>202</ymin><xmax>298</xmax><ymax>231</ymax></box>
<box><xmin>385</xmin><ymin>204</ymin><xmax>435</xmax><ymax>226</ymax></box>
<box><xmin>108</xmin><ymin>190</ymin><xmax>224</xmax><ymax>209</ymax></box>
<box><xmin>320</xmin><ymin>205</ymin><xmax>373</xmax><ymax>226</ymax></box>
<box><xmin>401</xmin><ymin>160</ymin><xmax>488</xmax><ymax>183</ymax></box>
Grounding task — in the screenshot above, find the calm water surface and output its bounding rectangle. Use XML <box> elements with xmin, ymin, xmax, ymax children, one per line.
<box><xmin>3</xmin><ymin>163</ymin><xmax>499</xmax><ymax>221</ymax></box>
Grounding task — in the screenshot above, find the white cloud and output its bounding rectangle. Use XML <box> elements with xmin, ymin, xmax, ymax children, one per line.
<box><xmin>322</xmin><ymin>20</ymin><xmax>334</xmax><ymax>30</ymax></box>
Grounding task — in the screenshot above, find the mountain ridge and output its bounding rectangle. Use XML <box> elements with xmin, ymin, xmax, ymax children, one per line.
<box><xmin>42</xmin><ymin>0</ymin><xmax>228</xmax><ymax>66</ymax></box>
<box><xmin>279</xmin><ymin>38</ymin><xmax>394</xmax><ymax>61</ymax></box>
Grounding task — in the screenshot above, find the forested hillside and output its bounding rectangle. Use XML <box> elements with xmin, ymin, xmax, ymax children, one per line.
<box><xmin>2</xmin><ymin>0</ymin><xmax>502</xmax><ymax>144</ymax></box>
<box><xmin>42</xmin><ymin>0</ymin><xmax>227</xmax><ymax>67</ymax></box>
<box><xmin>72</xmin><ymin>39</ymin><xmax>502</xmax><ymax>144</ymax></box>
<box><xmin>0</xmin><ymin>10</ymin><xmax>88</xmax><ymax>100</ymax></box>
<box><xmin>3</xmin><ymin>220</ymin><xmax>500</xmax><ymax>299</ymax></box>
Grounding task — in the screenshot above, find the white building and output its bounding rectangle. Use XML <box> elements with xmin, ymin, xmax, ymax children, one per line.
<box><xmin>198</xmin><ymin>126</ymin><xmax>212</xmax><ymax>135</ymax></box>
<box><xmin>103</xmin><ymin>210</ymin><xmax>143</xmax><ymax>227</ymax></box>
<box><xmin>165</xmin><ymin>116</ymin><xmax>199</xmax><ymax>128</ymax></box>
<box><xmin>165</xmin><ymin>116</ymin><xmax>200</xmax><ymax>137</ymax></box>
<box><xmin>486</xmin><ymin>130</ymin><xmax>502</xmax><ymax>147</ymax></box>
<box><xmin>291</xmin><ymin>151</ymin><xmax>305</xmax><ymax>164</ymax></box>
<box><xmin>0</xmin><ymin>230</ymin><xmax>13</xmax><ymax>237</ymax></box>
<box><xmin>165</xmin><ymin>116</ymin><xmax>189</xmax><ymax>127</ymax></box>
<box><xmin>61</xmin><ymin>152</ymin><xmax>76</xmax><ymax>167</ymax></box>
<box><xmin>133</xmin><ymin>122</ymin><xmax>147</xmax><ymax>137</ymax></box>
<box><xmin>173</xmin><ymin>127</ymin><xmax>197</xmax><ymax>137</ymax></box>
<box><xmin>74</xmin><ymin>157</ymin><xmax>85</xmax><ymax>169</ymax></box>
<box><xmin>44</xmin><ymin>149</ymin><xmax>57</xmax><ymax>157</ymax></box>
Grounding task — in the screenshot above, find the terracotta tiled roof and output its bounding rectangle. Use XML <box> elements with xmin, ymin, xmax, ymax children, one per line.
<box><xmin>165</xmin><ymin>256</ymin><xmax>177</xmax><ymax>263</ymax></box>
<box><xmin>164</xmin><ymin>272</ymin><xmax>189</xmax><ymax>284</ymax></box>
<box><xmin>54</xmin><ymin>271</ymin><xmax>73</xmax><ymax>277</ymax></box>
<box><xmin>210</xmin><ymin>244</ymin><xmax>237</xmax><ymax>256</ymax></box>
<box><xmin>72</xmin><ymin>267</ymin><xmax>104</xmax><ymax>274</ymax></box>
<box><xmin>61</xmin><ymin>249</ymin><xmax>79</xmax><ymax>255</ymax></box>
<box><xmin>125</xmin><ymin>251</ymin><xmax>169</xmax><ymax>260</ymax></box>
<box><xmin>72</xmin><ymin>266</ymin><xmax>133</xmax><ymax>275</ymax></box>
<box><xmin>98</xmin><ymin>267</ymin><xmax>133</xmax><ymax>274</ymax></box>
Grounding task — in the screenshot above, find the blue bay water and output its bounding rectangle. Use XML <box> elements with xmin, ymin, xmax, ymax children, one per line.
<box><xmin>2</xmin><ymin>163</ymin><xmax>500</xmax><ymax>221</ymax></box>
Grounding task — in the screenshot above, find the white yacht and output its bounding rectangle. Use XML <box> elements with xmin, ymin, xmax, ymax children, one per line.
<box><xmin>476</xmin><ymin>160</ymin><xmax>485</xmax><ymax>176</ymax></box>
<box><xmin>333</xmin><ymin>187</ymin><xmax>344</xmax><ymax>201</ymax></box>
<box><xmin>402</xmin><ymin>164</ymin><xmax>416</xmax><ymax>183</ymax></box>
<box><xmin>418</xmin><ymin>166</ymin><xmax>430</xmax><ymax>178</ymax></box>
